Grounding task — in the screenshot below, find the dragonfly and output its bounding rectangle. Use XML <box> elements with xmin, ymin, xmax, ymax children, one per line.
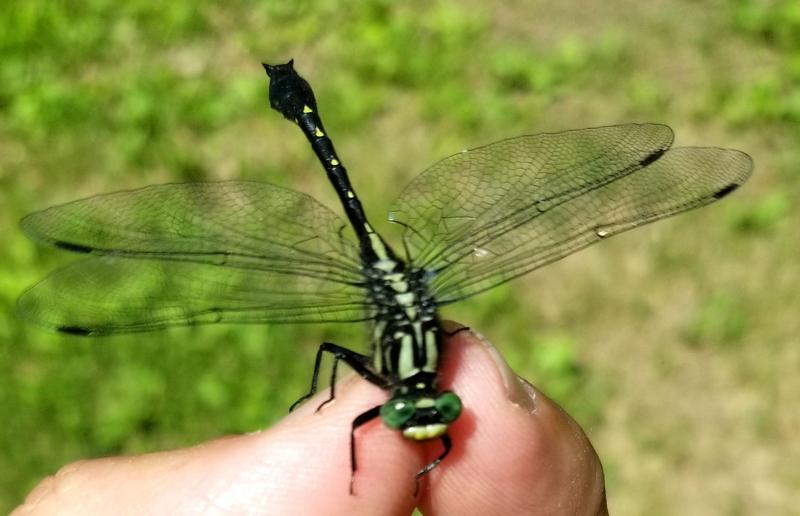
<box><xmin>18</xmin><ymin>59</ymin><xmax>753</xmax><ymax>494</ymax></box>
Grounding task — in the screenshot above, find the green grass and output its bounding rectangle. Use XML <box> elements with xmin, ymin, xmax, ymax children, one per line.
<box><xmin>1</xmin><ymin>1</ymin><xmax>798</xmax><ymax>514</ymax></box>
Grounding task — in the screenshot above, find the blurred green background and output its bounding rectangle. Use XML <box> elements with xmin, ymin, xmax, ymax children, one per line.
<box><xmin>0</xmin><ymin>0</ymin><xmax>797</xmax><ymax>514</ymax></box>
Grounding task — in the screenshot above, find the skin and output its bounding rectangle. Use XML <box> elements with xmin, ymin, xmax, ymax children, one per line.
<box><xmin>13</xmin><ymin>325</ymin><xmax>608</xmax><ymax>516</ymax></box>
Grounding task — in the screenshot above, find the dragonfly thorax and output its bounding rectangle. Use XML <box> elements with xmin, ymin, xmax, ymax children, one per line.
<box><xmin>365</xmin><ymin>255</ymin><xmax>441</xmax><ymax>382</ymax></box>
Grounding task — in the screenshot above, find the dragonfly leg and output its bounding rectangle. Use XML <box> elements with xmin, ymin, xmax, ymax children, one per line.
<box><xmin>413</xmin><ymin>433</ymin><xmax>452</xmax><ymax>497</ymax></box>
<box><xmin>349</xmin><ymin>404</ymin><xmax>381</xmax><ymax>495</ymax></box>
<box><xmin>290</xmin><ymin>342</ymin><xmax>388</xmax><ymax>412</ymax></box>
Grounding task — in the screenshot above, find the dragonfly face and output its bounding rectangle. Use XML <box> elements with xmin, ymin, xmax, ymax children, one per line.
<box><xmin>381</xmin><ymin>389</ymin><xmax>462</xmax><ymax>441</ymax></box>
<box><xmin>17</xmin><ymin>58</ymin><xmax>753</xmax><ymax>495</ymax></box>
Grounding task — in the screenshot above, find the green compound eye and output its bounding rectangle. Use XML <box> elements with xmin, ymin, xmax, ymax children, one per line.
<box><xmin>435</xmin><ymin>391</ymin><xmax>462</xmax><ymax>423</ymax></box>
<box><xmin>380</xmin><ymin>398</ymin><xmax>416</xmax><ymax>429</ymax></box>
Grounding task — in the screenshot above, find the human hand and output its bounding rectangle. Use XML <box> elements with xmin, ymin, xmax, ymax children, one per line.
<box><xmin>14</xmin><ymin>327</ymin><xmax>608</xmax><ymax>516</ymax></box>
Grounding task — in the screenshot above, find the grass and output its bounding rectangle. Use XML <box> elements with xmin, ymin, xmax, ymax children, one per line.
<box><xmin>1</xmin><ymin>0</ymin><xmax>798</xmax><ymax>514</ymax></box>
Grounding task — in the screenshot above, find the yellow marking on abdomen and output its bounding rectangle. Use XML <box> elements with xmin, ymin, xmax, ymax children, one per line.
<box><xmin>368</xmin><ymin>233</ymin><xmax>390</xmax><ymax>261</ymax></box>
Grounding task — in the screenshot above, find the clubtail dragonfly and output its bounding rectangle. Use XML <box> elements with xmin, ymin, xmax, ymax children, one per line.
<box><xmin>18</xmin><ymin>60</ymin><xmax>753</xmax><ymax>494</ymax></box>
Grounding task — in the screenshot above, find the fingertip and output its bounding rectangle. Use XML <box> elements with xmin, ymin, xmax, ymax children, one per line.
<box><xmin>422</xmin><ymin>326</ymin><xmax>606</xmax><ymax>515</ymax></box>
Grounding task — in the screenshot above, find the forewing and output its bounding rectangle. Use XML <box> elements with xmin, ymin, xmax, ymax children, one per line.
<box><xmin>389</xmin><ymin>124</ymin><xmax>674</xmax><ymax>270</ymax></box>
<box><xmin>21</xmin><ymin>181</ymin><xmax>362</xmax><ymax>284</ymax></box>
<box><xmin>388</xmin><ymin>125</ymin><xmax>752</xmax><ymax>303</ymax></box>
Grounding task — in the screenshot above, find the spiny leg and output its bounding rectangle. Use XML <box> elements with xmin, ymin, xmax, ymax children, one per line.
<box><xmin>321</xmin><ymin>355</ymin><xmax>340</xmax><ymax>412</ymax></box>
<box><xmin>349</xmin><ymin>405</ymin><xmax>381</xmax><ymax>495</ymax></box>
<box><xmin>290</xmin><ymin>342</ymin><xmax>388</xmax><ymax>412</ymax></box>
<box><xmin>413</xmin><ymin>434</ymin><xmax>452</xmax><ymax>497</ymax></box>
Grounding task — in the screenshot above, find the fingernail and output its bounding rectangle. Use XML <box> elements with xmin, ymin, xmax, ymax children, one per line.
<box><xmin>468</xmin><ymin>329</ymin><xmax>537</xmax><ymax>412</ymax></box>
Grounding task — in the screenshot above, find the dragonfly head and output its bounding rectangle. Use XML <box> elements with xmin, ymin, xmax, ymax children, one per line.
<box><xmin>380</xmin><ymin>390</ymin><xmax>462</xmax><ymax>441</ymax></box>
<box><xmin>262</xmin><ymin>59</ymin><xmax>318</xmax><ymax>122</ymax></box>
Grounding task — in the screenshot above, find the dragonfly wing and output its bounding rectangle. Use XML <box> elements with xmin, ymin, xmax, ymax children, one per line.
<box><xmin>20</xmin><ymin>180</ymin><xmax>369</xmax><ymax>333</ymax></box>
<box><xmin>18</xmin><ymin>257</ymin><xmax>370</xmax><ymax>335</ymax></box>
<box><xmin>21</xmin><ymin>181</ymin><xmax>363</xmax><ymax>285</ymax></box>
<box><xmin>388</xmin><ymin>124</ymin><xmax>753</xmax><ymax>304</ymax></box>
